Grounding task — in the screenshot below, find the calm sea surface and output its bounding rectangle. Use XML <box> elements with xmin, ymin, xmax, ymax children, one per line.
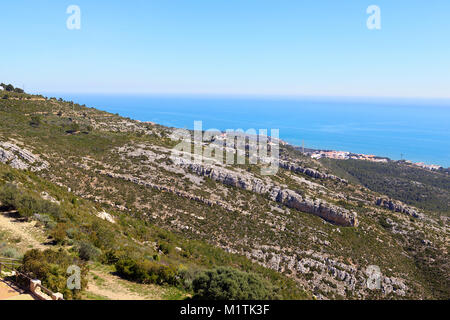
<box><xmin>50</xmin><ymin>94</ymin><xmax>450</xmax><ymax>167</ymax></box>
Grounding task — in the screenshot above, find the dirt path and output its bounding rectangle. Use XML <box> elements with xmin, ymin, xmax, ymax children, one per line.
<box><xmin>0</xmin><ymin>211</ymin><xmax>184</xmax><ymax>301</ymax></box>
<box><xmin>86</xmin><ymin>269</ymin><xmax>162</xmax><ymax>300</ymax></box>
<box><xmin>0</xmin><ymin>279</ymin><xmax>22</xmax><ymax>300</ymax></box>
<box><xmin>0</xmin><ymin>211</ymin><xmax>47</xmax><ymax>251</ymax></box>
<box><xmin>0</xmin><ymin>279</ymin><xmax>35</xmax><ymax>300</ymax></box>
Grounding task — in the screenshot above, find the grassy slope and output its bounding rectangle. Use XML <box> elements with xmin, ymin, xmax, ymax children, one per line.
<box><xmin>0</xmin><ymin>92</ymin><xmax>448</xmax><ymax>300</ymax></box>
<box><xmin>320</xmin><ymin>158</ymin><xmax>450</xmax><ymax>215</ymax></box>
<box><xmin>0</xmin><ymin>162</ymin><xmax>309</xmax><ymax>299</ymax></box>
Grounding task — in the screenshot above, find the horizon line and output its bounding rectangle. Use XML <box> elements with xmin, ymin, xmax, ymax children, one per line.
<box><xmin>31</xmin><ymin>90</ymin><xmax>450</xmax><ymax>103</ymax></box>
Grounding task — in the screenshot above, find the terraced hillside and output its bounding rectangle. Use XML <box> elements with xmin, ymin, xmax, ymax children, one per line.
<box><xmin>0</xmin><ymin>91</ymin><xmax>448</xmax><ymax>299</ymax></box>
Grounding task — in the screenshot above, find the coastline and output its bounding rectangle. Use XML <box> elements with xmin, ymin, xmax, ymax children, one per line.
<box><xmin>296</xmin><ymin>147</ymin><xmax>446</xmax><ymax>171</ymax></box>
<box><xmin>41</xmin><ymin>93</ymin><xmax>450</xmax><ymax>169</ymax></box>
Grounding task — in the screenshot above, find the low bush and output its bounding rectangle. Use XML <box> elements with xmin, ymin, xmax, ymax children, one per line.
<box><xmin>0</xmin><ymin>246</ymin><xmax>21</xmax><ymax>259</ymax></box>
<box><xmin>192</xmin><ymin>267</ymin><xmax>277</xmax><ymax>300</ymax></box>
<box><xmin>20</xmin><ymin>248</ymin><xmax>88</xmax><ymax>299</ymax></box>
<box><xmin>0</xmin><ymin>183</ymin><xmax>62</xmax><ymax>220</ymax></box>
<box><xmin>77</xmin><ymin>241</ymin><xmax>101</xmax><ymax>261</ymax></box>
<box><xmin>51</xmin><ymin>223</ymin><xmax>68</xmax><ymax>244</ymax></box>
<box><xmin>158</xmin><ymin>241</ymin><xmax>174</xmax><ymax>254</ymax></box>
<box><xmin>29</xmin><ymin>115</ymin><xmax>41</xmax><ymax>127</ymax></box>
<box><xmin>115</xmin><ymin>257</ymin><xmax>180</xmax><ymax>286</ymax></box>
<box><xmin>102</xmin><ymin>249</ymin><xmax>120</xmax><ymax>265</ymax></box>
<box><xmin>34</xmin><ymin>213</ymin><xmax>57</xmax><ymax>229</ymax></box>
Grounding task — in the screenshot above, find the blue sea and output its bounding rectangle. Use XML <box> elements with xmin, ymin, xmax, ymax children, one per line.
<box><xmin>48</xmin><ymin>94</ymin><xmax>450</xmax><ymax>167</ymax></box>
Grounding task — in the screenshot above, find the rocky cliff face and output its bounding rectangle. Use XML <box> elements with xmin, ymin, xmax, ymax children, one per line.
<box><xmin>375</xmin><ymin>197</ymin><xmax>423</xmax><ymax>219</ymax></box>
<box><xmin>273</xmin><ymin>189</ymin><xmax>358</xmax><ymax>227</ymax></box>
<box><xmin>172</xmin><ymin>157</ymin><xmax>358</xmax><ymax>227</ymax></box>
<box><xmin>0</xmin><ymin>141</ymin><xmax>49</xmax><ymax>171</ymax></box>
<box><xmin>279</xmin><ymin>160</ymin><xmax>348</xmax><ymax>184</ymax></box>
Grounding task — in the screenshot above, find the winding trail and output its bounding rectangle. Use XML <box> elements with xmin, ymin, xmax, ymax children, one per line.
<box><xmin>0</xmin><ymin>211</ymin><xmax>47</xmax><ymax>250</ymax></box>
<box><xmin>86</xmin><ymin>268</ymin><xmax>166</xmax><ymax>300</ymax></box>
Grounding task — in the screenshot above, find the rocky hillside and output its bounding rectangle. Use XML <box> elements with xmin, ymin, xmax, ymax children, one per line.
<box><xmin>0</xmin><ymin>91</ymin><xmax>448</xmax><ymax>299</ymax></box>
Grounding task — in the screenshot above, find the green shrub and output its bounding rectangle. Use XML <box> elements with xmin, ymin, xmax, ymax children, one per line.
<box><xmin>0</xmin><ymin>184</ymin><xmax>62</xmax><ymax>220</ymax></box>
<box><xmin>29</xmin><ymin>115</ymin><xmax>41</xmax><ymax>127</ymax></box>
<box><xmin>115</xmin><ymin>257</ymin><xmax>180</xmax><ymax>286</ymax></box>
<box><xmin>192</xmin><ymin>267</ymin><xmax>277</xmax><ymax>300</ymax></box>
<box><xmin>0</xmin><ymin>183</ymin><xmax>19</xmax><ymax>211</ymax></box>
<box><xmin>115</xmin><ymin>257</ymin><xmax>147</xmax><ymax>282</ymax></box>
<box><xmin>77</xmin><ymin>241</ymin><xmax>101</xmax><ymax>261</ymax></box>
<box><xmin>102</xmin><ymin>249</ymin><xmax>120</xmax><ymax>265</ymax></box>
<box><xmin>20</xmin><ymin>248</ymin><xmax>88</xmax><ymax>300</ymax></box>
<box><xmin>65</xmin><ymin>227</ymin><xmax>78</xmax><ymax>239</ymax></box>
<box><xmin>51</xmin><ymin>223</ymin><xmax>67</xmax><ymax>244</ymax></box>
<box><xmin>88</xmin><ymin>221</ymin><xmax>115</xmax><ymax>250</ymax></box>
<box><xmin>158</xmin><ymin>241</ymin><xmax>174</xmax><ymax>254</ymax></box>
<box><xmin>379</xmin><ymin>216</ymin><xmax>393</xmax><ymax>230</ymax></box>
<box><xmin>34</xmin><ymin>213</ymin><xmax>57</xmax><ymax>229</ymax></box>
<box><xmin>2</xmin><ymin>172</ymin><xmax>14</xmax><ymax>181</ymax></box>
<box><xmin>0</xmin><ymin>247</ymin><xmax>21</xmax><ymax>259</ymax></box>
<box><xmin>178</xmin><ymin>266</ymin><xmax>198</xmax><ymax>290</ymax></box>
<box><xmin>66</xmin><ymin>123</ymin><xmax>80</xmax><ymax>134</ymax></box>
<box><xmin>0</xmin><ymin>184</ymin><xmax>40</xmax><ymax>218</ymax></box>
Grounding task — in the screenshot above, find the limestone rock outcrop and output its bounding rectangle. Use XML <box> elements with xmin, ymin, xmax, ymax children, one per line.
<box><xmin>272</xmin><ymin>189</ymin><xmax>358</xmax><ymax>227</ymax></box>
<box><xmin>173</xmin><ymin>158</ymin><xmax>358</xmax><ymax>227</ymax></box>
<box><xmin>0</xmin><ymin>141</ymin><xmax>49</xmax><ymax>171</ymax></box>
<box><xmin>375</xmin><ymin>197</ymin><xmax>423</xmax><ymax>219</ymax></box>
<box><xmin>279</xmin><ymin>160</ymin><xmax>348</xmax><ymax>183</ymax></box>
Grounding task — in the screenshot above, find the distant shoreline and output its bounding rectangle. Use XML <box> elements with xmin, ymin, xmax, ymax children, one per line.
<box><xmin>292</xmin><ymin>145</ymin><xmax>447</xmax><ymax>171</ymax></box>
<box><xmin>37</xmin><ymin>93</ymin><xmax>450</xmax><ymax>169</ymax></box>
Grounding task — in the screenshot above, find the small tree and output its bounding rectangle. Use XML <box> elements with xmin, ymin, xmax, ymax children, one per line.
<box><xmin>51</xmin><ymin>223</ymin><xmax>67</xmax><ymax>244</ymax></box>
<box><xmin>158</xmin><ymin>241</ymin><xmax>174</xmax><ymax>254</ymax></box>
<box><xmin>77</xmin><ymin>241</ymin><xmax>101</xmax><ymax>261</ymax></box>
<box><xmin>30</xmin><ymin>115</ymin><xmax>41</xmax><ymax>127</ymax></box>
<box><xmin>66</xmin><ymin>122</ymin><xmax>80</xmax><ymax>134</ymax></box>
<box><xmin>0</xmin><ymin>183</ymin><xmax>19</xmax><ymax>210</ymax></box>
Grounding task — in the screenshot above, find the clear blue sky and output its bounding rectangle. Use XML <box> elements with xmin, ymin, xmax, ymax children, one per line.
<box><xmin>1</xmin><ymin>0</ymin><xmax>449</xmax><ymax>98</ymax></box>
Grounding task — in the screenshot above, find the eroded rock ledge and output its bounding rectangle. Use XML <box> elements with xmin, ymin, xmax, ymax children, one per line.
<box><xmin>0</xmin><ymin>141</ymin><xmax>49</xmax><ymax>171</ymax></box>
<box><xmin>173</xmin><ymin>158</ymin><xmax>358</xmax><ymax>227</ymax></box>
<box><xmin>279</xmin><ymin>160</ymin><xmax>348</xmax><ymax>184</ymax></box>
<box><xmin>375</xmin><ymin>197</ymin><xmax>423</xmax><ymax>219</ymax></box>
<box><xmin>100</xmin><ymin>171</ymin><xmax>245</xmax><ymax>214</ymax></box>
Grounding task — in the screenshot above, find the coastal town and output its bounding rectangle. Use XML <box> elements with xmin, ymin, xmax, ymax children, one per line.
<box><xmin>210</xmin><ymin>131</ymin><xmax>445</xmax><ymax>171</ymax></box>
<box><xmin>308</xmin><ymin>150</ymin><xmax>388</xmax><ymax>162</ymax></box>
<box><xmin>305</xmin><ymin>149</ymin><xmax>443</xmax><ymax>171</ymax></box>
